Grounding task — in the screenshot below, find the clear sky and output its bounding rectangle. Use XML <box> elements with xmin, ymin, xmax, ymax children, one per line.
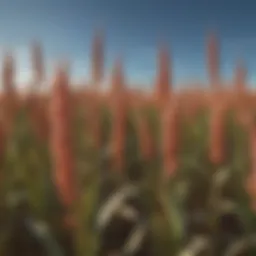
<box><xmin>0</xmin><ymin>0</ymin><xmax>256</xmax><ymax>89</ymax></box>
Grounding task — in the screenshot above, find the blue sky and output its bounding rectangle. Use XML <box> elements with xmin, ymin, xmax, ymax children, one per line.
<box><xmin>0</xmin><ymin>0</ymin><xmax>256</xmax><ymax>89</ymax></box>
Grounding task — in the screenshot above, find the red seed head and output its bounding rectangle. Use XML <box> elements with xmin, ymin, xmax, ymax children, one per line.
<box><xmin>161</xmin><ymin>101</ymin><xmax>179</xmax><ymax>177</ymax></box>
<box><xmin>109</xmin><ymin>57</ymin><xmax>128</xmax><ymax>168</ymax></box>
<box><xmin>111</xmin><ymin>94</ymin><xmax>127</xmax><ymax>171</ymax></box>
<box><xmin>49</xmin><ymin>64</ymin><xmax>76</xmax><ymax>207</ymax></box>
<box><xmin>208</xmin><ymin>102</ymin><xmax>226</xmax><ymax>165</ymax></box>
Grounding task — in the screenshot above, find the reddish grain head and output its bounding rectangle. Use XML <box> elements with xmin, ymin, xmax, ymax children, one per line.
<box><xmin>111</xmin><ymin>94</ymin><xmax>127</xmax><ymax>171</ymax></box>
<box><xmin>110</xmin><ymin>59</ymin><xmax>127</xmax><ymax>170</ymax></box>
<box><xmin>208</xmin><ymin>101</ymin><xmax>226</xmax><ymax>165</ymax></box>
<box><xmin>161</xmin><ymin>101</ymin><xmax>179</xmax><ymax>177</ymax></box>
<box><xmin>49</xmin><ymin>64</ymin><xmax>76</xmax><ymax>207</ymax></box>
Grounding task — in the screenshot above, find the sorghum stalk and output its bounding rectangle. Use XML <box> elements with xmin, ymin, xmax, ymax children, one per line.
<box><xmin>110</xmin><ymin>58</ymin><xmax>127</xmax><ymax>171</ymax></box>
<box><xmin>111</xmin><ymin>95</ymin><xmax>127</xmax><ymax>171</ymax></box>
<box><xmin>161</xmin><ymin>100</ymin><xmax>179</xmax><ymax>177</ymax></box>
<box><xmin>49</xmin><ymin>64</ymin><xmax>76</xmax><ymax>208</ymax></box>
<box><xmin>208</xmin><ymin>102</ymin><xmax>226</xmax><ymax>165</ymax></box>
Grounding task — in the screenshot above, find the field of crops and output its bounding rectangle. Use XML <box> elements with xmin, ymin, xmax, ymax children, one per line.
<box><xmin>0</xmin><ymin>32</ymin><xmax>256</xmax><ymax>256</ymax></box>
